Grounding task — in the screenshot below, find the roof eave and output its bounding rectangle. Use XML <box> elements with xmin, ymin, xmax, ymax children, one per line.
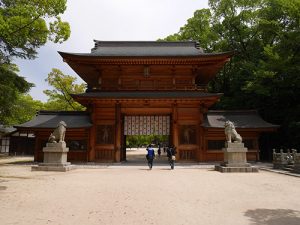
<box><xmin>58</xmin><ymin>51</ymin><xmax>234</xmax><ymax>60</ymax></box>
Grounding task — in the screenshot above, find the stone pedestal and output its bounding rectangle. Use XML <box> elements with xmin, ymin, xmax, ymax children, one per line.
<box><xmin>32</xmin><ymin>142</ymin><xmax>75</xmax><ymax>172</ymax></box>
<box><xmin>215</xmin><ymin>142</ymin><xmax>258</xmax><ymax>173</ymax></box>
<box><xmin>294</xmin><ymin>153</ymin><xmax>300</xmax><ymax>174</ymax></box>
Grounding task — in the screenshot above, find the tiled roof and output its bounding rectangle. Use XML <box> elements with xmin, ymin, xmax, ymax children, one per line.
<box><xmin>59</xmin><ymin>41</ymin><xmax>233</xmax><ymax>58</ymax></box>
<box><xmin>13</xmin><ymin>109</ymin><xmax>278</xmax><ymax>130</ymax></box>
<box><xmin>14</xmin><ymin>111</ymin><xmax>92</xmax><ymax>129</ymax></box>
<box><xmin>203</xmin><ymin>110</ymin><xmax>279</xmax><ymax>129</ymax></box>
<box><xmin>90</xmin><ymin>41</ymin><xmax>204</xmax><ymax>56</ymax></box>
<box><xmin>0</xmin><ymin>125</ymin><xmax>16</xmax><ymax>134</ymax></box>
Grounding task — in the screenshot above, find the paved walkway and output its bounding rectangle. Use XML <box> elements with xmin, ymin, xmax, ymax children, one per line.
<box><xmin>1</xmin><ymin>153</ymin><xmax>299</xmax><ymax>177</ymax></box>
<box><xmin>1</xmin><ymin>154</ymin><xmax>300</xmax><ymax>225</ymax></box>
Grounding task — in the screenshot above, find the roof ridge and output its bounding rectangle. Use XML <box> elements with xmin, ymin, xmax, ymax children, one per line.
<box><xmin>92</xmin><ymin>40</ymin><xmax>203</xmax><ymax>53</ymax></box>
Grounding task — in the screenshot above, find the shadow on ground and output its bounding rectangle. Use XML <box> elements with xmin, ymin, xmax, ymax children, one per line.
<box><xmin>244</xmin><ymin>208</ymin><xmax>300</xmax><ymax>225</ymax></box>
<box><xmin>0</xmin><ymin>186</ymin><xmax>7</xmax><ymax>190</ymax></box>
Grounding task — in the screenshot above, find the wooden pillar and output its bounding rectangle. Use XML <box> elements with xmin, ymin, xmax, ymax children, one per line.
<box><xmin>172</xmin><ymin>102</ymin><xmax>179</xmax><ymax>159</ymax></box>
<box><xmin>86</xmin><ymin>128</ymin><xmax>90</xmax><ymax>162</ymax></box>
<box><xmin>89</xmin><ymin>103</ymin><xmax>96</xmax><ymax>161</ymax></box>
<box><xmin>198</xmin><ymin>103</ymin><xmax>207</xmax><ymax>162</ymax></box>
<box><xmin>115</xmin><ymin>102</ymin><xmax>121</xmax><ymax>162</ymax></box>
<box><xmin>198</xmin><ymin>127</ymin><xmax>204</xmax><ymax>162</ymax></box>
<box><xmin>118</xmin><ymin>65</ymin><xmax>122</xmax><ymax>89</ymax></box>
<box><xmin>172</xmin><ymin>66</ymin><xmax>176</xmax><ymax>90</ymax></box>
<box><xmin>202</xmin><ymin>129</ymin><xmax>207</xmax><ymax>162</ymax></box>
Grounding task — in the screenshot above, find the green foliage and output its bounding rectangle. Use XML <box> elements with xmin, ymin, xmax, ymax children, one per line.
<box><xmin>5</xmin><ymin>94</ymin><xmax>45</xmax><ymax>125</ymax></box>
<box><xmin>0</xmin><ymin>0</ymin><xmax>71</xmax><ymax>125</ymax></box>
<box><xmin>162</xmin><ymin>9</ymin><xmax>218</xmax><ymax>52</ymax></box>
<box><xmin>0</xmin><ymin>0</ymin><xmax>70</xmax><ymax>63</ymax></box>
<box><xmin>0</xmin><ymin>63</ymin><xmax>34</xmax><ymax>124</ymax></box>
<box><xmin>43</xmin><ymin>68</ymin><xmax>86</xmax><ymax>111</ymax></box>
<box><xmin>126</xmin><ymin>135</ymin><xmax>169</xmax><ymax>148</ymax></box>
<box><xmin>162</xmin><ymin>0</ymin><xmax>300</xmax><ymax>149</ymax></box>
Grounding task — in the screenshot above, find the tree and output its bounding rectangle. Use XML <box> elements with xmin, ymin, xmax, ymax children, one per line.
<box><xmin>161</xmin><ymin>0</ymin><xmax>300</xmax><ymax>149</ymax></box>
<box><xmin>125</xmin><ymin>135</ymin><xmax>169</xmax><ymax>148</ymax></box>
<box><xmin>43</xmin><ymin>68</ymin><xmax>86</xmax><ymax>111</ymax></box>
<box><xmin>0</xmin><ymin>0</ymin><xmax>70</xmax><ymax>125</ymax></box>
<box><xmin>6</xmin><ymin>94</ymin><xmax>45</xmax><ymax>125</ymax></box>
<box><xmin>242</xmin><ymin>0</ymin><xmax>300</xmax><ymax>149</ymax></box>
<box><xmin>161</xmin><ymin>9</ymin><xmax>218</xmax><ymax>52</ymax></box>
<box><xmin>0</xmin><ymin>63</ymin><xmax>34</xmax><ymax>124</ymax></box>
<box><xmin>0</xmin><ymin>0</ymin><xmax>70</xmax><ymax>63</ymax></box>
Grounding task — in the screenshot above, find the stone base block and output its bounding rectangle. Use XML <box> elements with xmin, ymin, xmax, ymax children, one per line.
<box><xmin>225</xmin><ymin>142</ymin><xmax>246</xmax><ymax>149</ymax></box>
<box><xmin>31</xmin><ymin>164</ymin><xmax>75</xmax><ymax>172</ymax></box>
<box><xmin>215</xmin><ymin>165</ymin><xmax>259</xmax><ymax>173</ymax></box>
<box><xmin>221</xmin><ymin>162</ymin><xmax>251</xmax><ymax>167</ymax></box>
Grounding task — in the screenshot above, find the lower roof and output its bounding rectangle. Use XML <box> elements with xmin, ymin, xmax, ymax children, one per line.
<box><xmin>14</xmin><ymin>111</ymin><xmax>92</xmax><ymax>129</ymax></box>
<box><xmin>203</xmin><ymin>110</ymin><xmax>279</xmax><ymax>129</ymax></box>
<box><xmin>14</xmin><ymin>110</ymin><xmax>278</xmax><ymax>130</ymax></box>
<box><xmin>0</xmin><ymin>125</ymin><xmax>16</xmax><ymax>135</ymax></box>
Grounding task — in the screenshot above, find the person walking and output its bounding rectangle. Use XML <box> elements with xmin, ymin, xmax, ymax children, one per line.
<box><xmin>157</xmin><ymin>143</ymin><xmax>161</xmax><ymax>157</ymax></box>
<box><xmin>146</xmin><ymin>144</ymin><xmax>155</xmax><ymax>170</ymax></box>
<box><xmin>167</xmin><ymin>145</ymin><xmax>177</xmax><ymax>170</ymax></box>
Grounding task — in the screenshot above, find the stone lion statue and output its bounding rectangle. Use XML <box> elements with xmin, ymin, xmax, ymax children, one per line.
<box><xmin>224</xmin><ymin>121</ymin><xmax>242</xmax><ymax>143</ymax></box>
<box><xmin>48</xmin><ymin>121</ymin><xmax>67</xmax><ymax>143</ymax></box>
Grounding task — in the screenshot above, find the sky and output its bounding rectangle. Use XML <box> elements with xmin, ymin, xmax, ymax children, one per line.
<box><xmin>15</xmin><ymin>0</ymin><xmax>209</xmax><ymax>102</ymax></box>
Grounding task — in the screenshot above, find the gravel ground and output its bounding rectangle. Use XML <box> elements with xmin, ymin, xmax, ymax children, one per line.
<box><xmin>0</xmin><ymin>157</ymin><xmax>300</xmax><ymax>225</ymax></box>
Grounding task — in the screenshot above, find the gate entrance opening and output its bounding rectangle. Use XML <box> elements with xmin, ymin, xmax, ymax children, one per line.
<box><xmin>122</xmin><ymin>115</ymin><xmax>171</xmax><ymax>163</ymax></box>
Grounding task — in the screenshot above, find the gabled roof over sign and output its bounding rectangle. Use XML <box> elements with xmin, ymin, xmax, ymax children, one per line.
<box><xmin>203</xmin><ymin>110</ymin><xmax>279</xmax><ymax>130</ymax></box>
<box><xmin>14</xmin><ymin>111</ymin><xmax>92</xmax><ymax>130</ymax></box>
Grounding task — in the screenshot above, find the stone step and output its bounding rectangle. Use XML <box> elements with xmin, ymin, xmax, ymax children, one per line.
<box><xmin>285</xmin><ymin>164</ymin><xmax>294</xmax><ymax>168</ymax></box>
<box><xmin>282</xmin><ymin>166</ymin><xmax>294</xmax><ymax>172</ymax></box>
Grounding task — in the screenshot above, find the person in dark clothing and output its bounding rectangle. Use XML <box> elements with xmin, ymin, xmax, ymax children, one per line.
<box><xmin>157</xmin><ymin>144</ymin><xmax>161</xmax><ymax>157</ymax></box>
<box><xmin>146</xmin><ymin>144</ymin><xmax>155</xmax><ymax>170</ymax></box>
<box><xmin>167</xmin><ymin>145</ymin><xmax>177</xmax><ymax>170</ymax></box>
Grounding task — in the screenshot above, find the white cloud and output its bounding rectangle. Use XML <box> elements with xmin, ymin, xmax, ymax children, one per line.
<box><xmin>15</xmin><ymin>0</ymin><xmax>208</xmax><ymax>102</ymax></box>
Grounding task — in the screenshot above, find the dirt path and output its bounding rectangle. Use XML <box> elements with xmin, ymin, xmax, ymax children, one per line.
<box><xmin>1</xmin><ymin>163</ymin><xmax>300</xmax><ymax>225</ymax></box>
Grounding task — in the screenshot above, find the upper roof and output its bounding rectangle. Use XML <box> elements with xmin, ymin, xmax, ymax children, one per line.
<box><xmin>91</xmin><ymin>41</ymin><xmax>205</xmax><ymax>57</ymax></box>
<box><xmin>203</xmin><ymin>110</ymin><xmax>279</xmax><ymax>129</ymax></box>
<box><xmin>59</xmin><ymin>40</ymin><xmax>233</xmax><ymax>58</ymax></box>
<box><xmin>58</xmin><ymin>41</ymin><xmax>234</xmax><ymax>87</ymax></box>
<box><xmin>14</xmin><ymin>111</ymin><xmax>92</xmax><ymax>129</ymax></box>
